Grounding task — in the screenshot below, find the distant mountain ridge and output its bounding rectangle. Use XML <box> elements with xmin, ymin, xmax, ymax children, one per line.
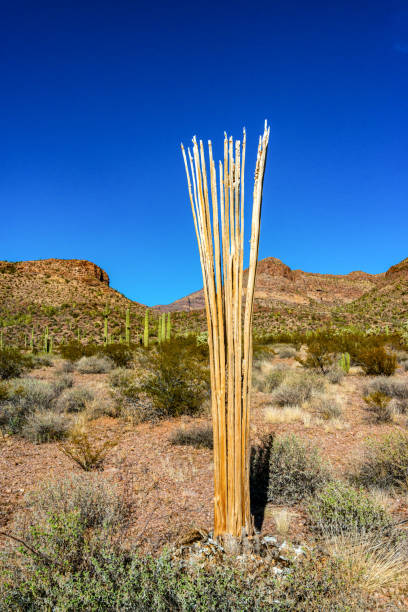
<box><xmin>154</xmin><ymin>256</ymin><xmax>408</xmax><ymax>312</ymax></box>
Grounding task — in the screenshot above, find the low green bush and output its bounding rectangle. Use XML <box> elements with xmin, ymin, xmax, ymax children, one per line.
<box><xmin>0</xmin><ymin>347</ymin><xmax>32</xmax><ymax>380</ymax></box>
<box><xmin>308</xmin><ymin>480</ymin><xmax>392</xmax><ymax>535</ymax></box>
<box><xmin>0</xmin><ymin>512</ymin><xmax>364</xmax><ymax>611</ymax></box>
<box><xmin>99</xmin><ymin>343</ymin><xmax>134</xmax><ymax>367</ymax></box>
<box><xmin>267</xmin><ymin>434</ymin><xmax>330</xmax><ymax>504</ymax></box>
<box><xmin>137</xmin><ymin>337</ymin><xmax>209</xmax><ymax>419</ymax></box>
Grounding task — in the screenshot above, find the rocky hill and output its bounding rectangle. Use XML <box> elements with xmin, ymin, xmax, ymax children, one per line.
<box><xmin>154</xmin><ymin>256</ymin><xmax>383</xmax><ymax>312</ymax></box>
<box><xmin>1</xmin><ymin>256</ymin><xmax>407</xmax><ymax>347</ymax></box>
<box><xmin>0</xmin><ymin>259</ymin><xmax>147</xmax><ymax>347</ymax></box>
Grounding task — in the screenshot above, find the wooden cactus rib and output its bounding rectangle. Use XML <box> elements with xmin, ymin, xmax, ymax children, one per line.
<box><xmin>181</xmin><ymin>122</ymin><xmax>270</xmax><ymax>537</ymax></box>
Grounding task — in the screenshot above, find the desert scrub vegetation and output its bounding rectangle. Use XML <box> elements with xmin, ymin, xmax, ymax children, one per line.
<box><xmin>0</xmin><ymin>347</ymin><xmax>33</xmax><ymax>380</ymax></box>
<box><xmin>270</xmin><ymin>370</ymin><xmax>325</xmax><ymax>406</ymax></box>
<box><xmin>20</xmin><ymin>409</ymin><xmax>71</xmax><ymax>443</ymax></box>
<box><xmin>253</xmin><ymin>364</ymin><xmax>290</xmax><ymax>392</ymax></box>
<box><xmin>308</xmin><ymin>480</ymin><xmax>392</xmax><ymax>535</ymax></box>
<box><xmin>0</xmin><ymin>479</ymin><xmax>368</xmax><ymax>612</ymax></box>
<box><xmin>363</xmin><ymin>391</ymin><xmax>393</xmax><ymax>423</ymax></box>
<box><xmin>76</xmin><ymin>355</ymin><xmax>113</xmax><ymax>374</ymax></box>
<box><xmin>169</xmin><ymin>423</ymin><xmax>213</xmax><ymax>449</ymax></box>
<box><xmin>136</xmin><ymin>337</ymin><xmax>209</xmax><ymax>420</ymax></box>
<box><xmin>308</xmin><ymin>395</ymin><xmax>342</xmax><ymax>420</ymax></box>
<box><xmin>354</xmin><ymin>430</ymin><xmax>408</xmax><ymax>490</ymax></box>
<box><xmin>59</xmin><ymin>340</ymin><xmax>134</xmax><ymax>367</ymax></box>
<box><xmin>56</xmin><ymin>386</ymin><xmax>93</xmax><ymax>413</ymax></box>
<box><xmin>266</xmin><ymin>434</ymin><xmax>331</xmax><ymax>504</ymax></box>
<box><xmin>59</xmin><ymin>427</ymin><xmax>118</xmax><ymax>471</ymax></box>
<box><xmin>358</xmin><ymin>346</ymin><xmax>397</xmax><ymax>376</ymax></box>
<box><xmin>365</xmin><ymin>376</ymin><xmax>408</xmax><ymax>399</ymax></box>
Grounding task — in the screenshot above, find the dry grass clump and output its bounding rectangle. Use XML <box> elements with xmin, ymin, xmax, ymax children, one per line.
<box><xmin>309</xmin><ymin>395</ymin><xmax>342</xmax><ymax>420</ymax></box>
<box><xmin>270</xmin><ymin>370</ymin><xmax>325</xmax><ymax>406</ymax></box>
<box><xmin>21</xmin><ymin>410</ymin><xmax>71</xmax><ymax>443</ymax></box>
<box><xmin>326</xmin><ymin>533</ymin><xmax>408</xmax><ymax>594</ymax></box>
<box><xmin>76</xmin><ymin>355</ymin><xmax>113</xmax><ymax>374</ymax></box>
<box><xmin>51</xmin><ymin>373</ymin><xmax>74</xmax><ymax>395</ymax></box>
<box><xmin>271</xmin><ymin>508</ymin><xmax>293</xmax><ymax>536</ymax></box>
<box><xmin>56</xmin><ymin>386</ymin><xmax>94</xmax><ymax>413</ymax></box>
<box><xmin>169</xmin><ymin>424</ymin><xmax>213</xmax><ymax>449</ymax></box>
<box><xmin>264</xmin><ymin>406</ymin><xmax>307</xmax><ymax>424</ymax></box>
<box><xmin>325</xmin><ymin>366</ymin><xmax>345</xmax><ymax>384</ymax></box>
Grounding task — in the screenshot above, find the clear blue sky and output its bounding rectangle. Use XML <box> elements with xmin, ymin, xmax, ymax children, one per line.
<box><xmin>1</xmin><ymin>1</ymin><xmax>407</xmax><ymax>305</ymax></box>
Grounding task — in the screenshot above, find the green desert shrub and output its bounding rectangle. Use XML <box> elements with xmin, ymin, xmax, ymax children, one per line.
<box><xmin>137</xmin><ymin>337</ymin><xmax>209</xmax><ymax>419</ymax></box>
<box><xmin>59</xmin><ymin>341</ymin><xmax>98</xmax><ymax>362</ymax></box>
<box><xmin>297</xmin><ymin>329</ymin><xmax>337</xmax><ymax>374</ymax></box>
<box><xmin>99</xmin><ymin>343</ymin><xmax>133</xmax><ymax>367</ymax></box>
<box><xmin>270</xmin><ymin>370</ymin><xmax>325</xmax><ymax>406</ymax></box>
<box><xmin>308</xmin><ymin>480</ymin><xmax>392</xmax><ymax>535</ymax></box>
<box><xmin>267</xmin><ymin>434</ymin><xmax>330</xmax><ymax>504</ymax></box>
<box><xmin>0</xmin><ymin>347</ymin><xmax>32</xmax><ymax>380</ymax></box>
<box><xmin>56</xmin><ymin>386</ymin><xmax>93</xmax><ymax>413</ymax></box>
<box><xmin>20</xmin><ymin>410</ymin><xmax>71</xmax><ymax>443</ymax></box>
<box><xmin>169</xmin><ymin>424</ymin><xmax>213</xmax><ymax>449</ymax></box>
<box><xmin>355</xmin><ymin>431</ymin><xmax>408</xmax><ymax>490</ymax></box>
<box><xmin>76</xmin><ymin>355</ymin><xmax>113</xmax><ymax>374</ymax></box>
<box><xmin>358</xmin><ymin>347</ymin><xmax>397</xmax><ymax>376</ymax></box>
<box><xmin>0</xmin><ymin>517</ymin><xmax>363</xmax><ymax>611</ymax></box>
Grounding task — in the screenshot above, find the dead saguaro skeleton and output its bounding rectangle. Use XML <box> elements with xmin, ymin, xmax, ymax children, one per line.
<box><xmin>181</xmin><ymin>122</ymin><xmax>270</xmax><ymax>538</ymax></box>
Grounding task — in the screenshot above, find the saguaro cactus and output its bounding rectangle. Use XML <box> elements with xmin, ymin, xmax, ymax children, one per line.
<box><xmin>43</xmin><ymin>326</ymin><xmax>49</xmax><ymax>353</ymax></box>
<box><xmin>339</xmin><ymin>352</ymin><xmax>350</xmax><ymax>373</ymax></box>
<box><xmin>143</xmin><ymin>309</ymin><xmax>149</xmax><ymax>348</ymax></box>
<box><xmin>182</xmin><ymin>122</ymin><xmax>270</xmax><ymax>538</ymax></box>
<box><xmin>166</xmin><ymin>313</ymin><xmax>171</xmax><ymax>341</ymax></box>
<box><xmin>125</xmin><ymin>308</ymin><xmax>130</xmax><ymax>345</ymax></box>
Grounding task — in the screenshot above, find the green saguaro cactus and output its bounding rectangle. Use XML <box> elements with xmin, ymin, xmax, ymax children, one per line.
<box><xmin>166</xmin><ymin>313</ymin><xmax>171</xmax><ymax>341</ymax></box>
<box><xmin>0</xmin><ymin>330</ymin><xmax>3</xmax><ymax>350</ymax></box>
<box><xmin>339</xmin><ymin>352</ymin><xmax>351</xmax><ymax>374</ymax></box>
<box><xmin>143</xmin><ymin>309</ymin><xmax>149</xmax><ymax>348</ymax></box>
<box><xmin>125</xmin><ymin>308</ymin><xmax>130</xmax><ymax>345</ymax></box>
<box><xmin>158</xmin><ymin>316</ymin><xmax>162</xmax><ymax>343</ymax></box>
<box><xmin>43</xmin><ymin>326</ymin><xmax>49</xmax><ymax>353</ymax></box>
<box><xmin>30</xmin><ymin>327</ymin><xmax>34</xmax><ymax>353</ymax></box>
